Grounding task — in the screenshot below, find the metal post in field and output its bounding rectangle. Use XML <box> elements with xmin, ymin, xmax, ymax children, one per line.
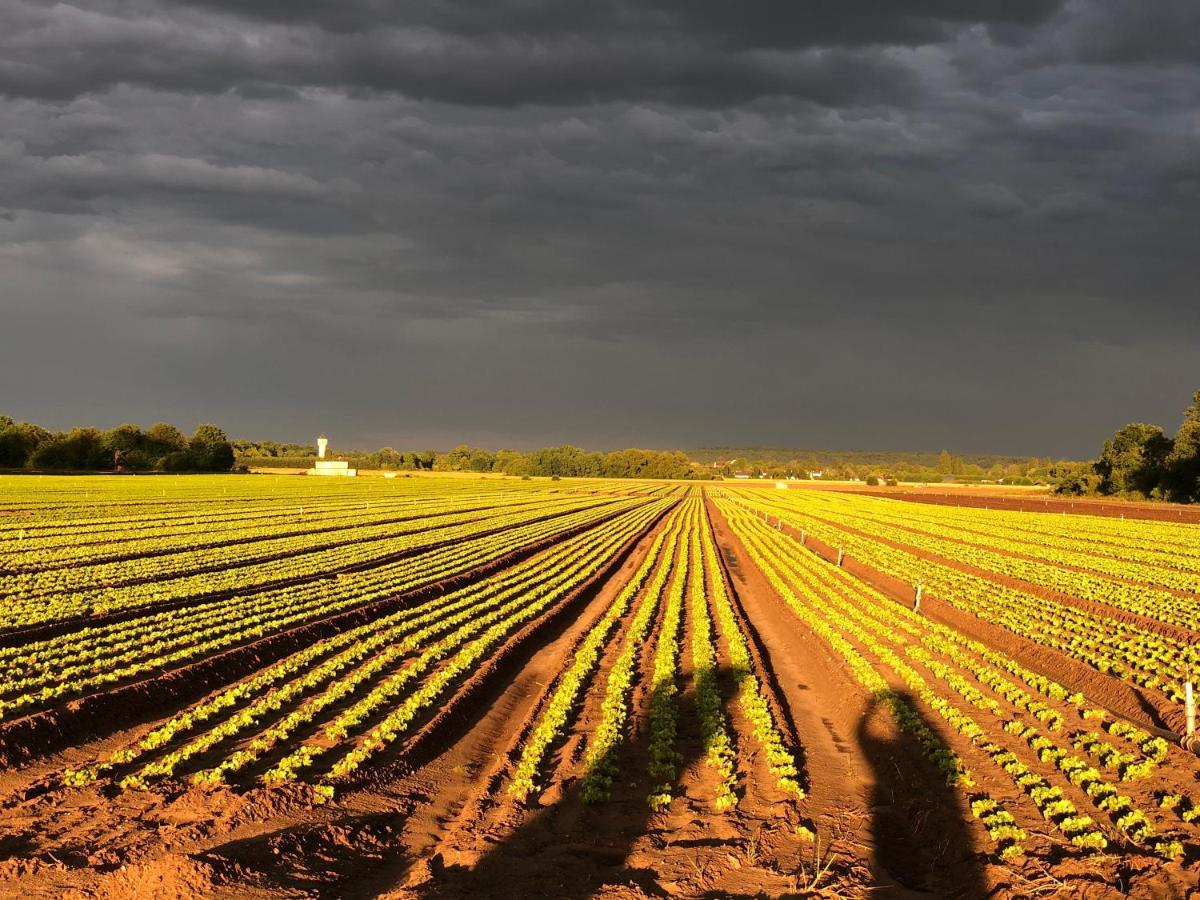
<box><xmin>1186</xmin><ymin>677</ymin><xmax>1196</xmax><ymax>750</ymax></box>
<box><xmin>837</xmin><ymin>547</ymin><xmax>844</xmax><ymax>567</ymax></box>
<box><xmin>914</xmin><ymin>584</ymin><xmax>923</xmax><ymax>613</ymax></box>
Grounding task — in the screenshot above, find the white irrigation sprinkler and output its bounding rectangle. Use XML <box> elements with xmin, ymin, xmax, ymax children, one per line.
<box><xmin>837</xmin><ymin>547</ymin><xmax>844</xmax><ymax>567</ymax></box>
<box><xmin>1185</xmin><ymin>676</ymin><xmax>1197</xmax><ymax>752</ymax></box>
<box><xmin>914</xmin><ymin>584</ymin><xmax>923</xmax><ymax>613</ymax></box>
<box><xmin>800</xmin><ymin>529</ymin><xmax>807</xmax><ymax>545</ymax></box>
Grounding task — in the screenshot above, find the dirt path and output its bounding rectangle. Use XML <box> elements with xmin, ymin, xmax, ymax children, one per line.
<box><xmin>705</xmin><ymin>498</ymin><xmax>1000</xmax><ymax>896</ymax></box>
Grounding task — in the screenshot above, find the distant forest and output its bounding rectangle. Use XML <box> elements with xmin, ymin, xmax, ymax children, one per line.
<box><xmin>1054</xmin><ymin>389</ymin><xmax>1200</xmax><ymax>503</ymax></box>
<box><xmin>687</xmin><ymin>447</ymin><xmax>1072</xmax><ymax>485</ymax></box>
<box><xmin>238</xmin><ymin>441</ymin><xmax>1066</xmax><ymax>483</ymax></box>
<box><xmin>20</xmin><ymin>415</ymin><xmax>1192</xmax><ymax>492</ymax></box>
<box><xmin>0</xmin><ymin>416</ymin><xmax>234</xmax><ymax>472</ymax></box>
<box><xmin>236</xmin><ymin>442</ymin><xmax>708</xmax><ymax>480</ymax></box>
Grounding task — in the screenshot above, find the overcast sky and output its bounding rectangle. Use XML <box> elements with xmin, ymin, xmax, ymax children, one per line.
<box><xmin>2</xmin><ymin>1</ymin><xmax>1197</xmax><ymax>456</ymax></box>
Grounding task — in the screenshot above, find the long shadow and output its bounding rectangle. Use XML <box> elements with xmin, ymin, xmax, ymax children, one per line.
<box><xmin>416</xmin><ymin>646</ymin><xmax>706</xmax><ymax>897</ymax></box>
<box><xmin>203</xmin><ymin>668</ymin><xmax>707</xmax><ymax>898</ymax></box>
<box><xmin>418</xmin><ymin>745</ymin><xmax>691</xmax><ymax>900</ymax></box>
<box><xmin>855</xmin><ymin>691</ymin><xmax>990</xmax><ymax>898</ymax></box>
<box><xmin>193</xmin><ymin>508</ymin><xmax>682</xmax><ymax>896</ymax></box>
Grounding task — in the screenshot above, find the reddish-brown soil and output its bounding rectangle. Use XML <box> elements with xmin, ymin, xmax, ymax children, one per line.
<box><xmin>0</xmin><ymin>495</ymin><xmax>1197</xmax><ymax>898</ymax></box>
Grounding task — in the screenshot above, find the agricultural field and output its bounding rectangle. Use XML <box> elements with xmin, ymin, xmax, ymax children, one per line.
<box><xmin>0</xmin><ymin>476</ymin><xmax>1197</xmax><ymax>897</ymax></box>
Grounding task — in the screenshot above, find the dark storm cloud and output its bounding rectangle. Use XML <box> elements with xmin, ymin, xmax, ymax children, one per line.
<box><xmin>1</xmin><ymin>0</ymin><xmax>1197</xmax><ymax>457</ymax></box>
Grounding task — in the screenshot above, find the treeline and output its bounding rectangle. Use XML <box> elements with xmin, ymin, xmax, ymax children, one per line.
<box><xmin>694</xmin><ymin>447</ymin><xmax>1065</xmax><ymax>485</ymax></box>
<box><xmin>0</xmin><ymin>416</ymin><xmax>235</xmax><ymax>473</ymax></box>
<box><xmin>691</xmin><ymin>446</ymin><xmax>1052</xmax><ymax>470</ymax></box>
<box><xmin>1054</xmin><ymin>390</ymin><xmax>1200</xmax><ymax>503</ymax></box>
<box><xmin>434</xmin><ymin>445</ymin><xmax>706</xmax><ymax>479</ymax></box>
<box><xmin>237</xmin><ymin>442</ymin><xmax>710</xmax><ymax>480</ymax></box>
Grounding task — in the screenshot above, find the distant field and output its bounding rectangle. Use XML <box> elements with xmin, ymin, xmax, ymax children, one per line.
<box><xmin>0</xmin><ymin>475</ymin><xmax>1197</xmax><ymax>896</ymax></box>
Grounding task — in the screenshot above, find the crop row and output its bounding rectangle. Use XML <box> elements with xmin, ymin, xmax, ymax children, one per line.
<box><xmin>2</xmin><ymin>499</ymin><xmax>647</xmax><ymax>724</ymax></box>
<box><xmin>1</xmin><ymin>489</ymin><xmax>535</xmax><ymax>573</ymax></box>
<box><xmin>64</xmin><ymin>498</ymin><xmax>670</xmax><ymax>790</ymax></box>
<box><xmin>787</xmin><ymin>495</ymin><xmax>1200</xmax><ymax>627</ymax></box>
<box><xmin>580</xmin><ymin>505</ymin><xmax>690</xmax><ymax>804</ymax></box>
<box><xmin>0</xmin><ymin>495</ymin><xmax>625</xmax><ymax>631</ymax></box>
<box><xmin>507</xmin><ymin>502</ymin><xmax>686</xmax><ymax>803</ymax></box>
<box><xmin>643</xmin><ymin>500</ymin><xmax>691</xmax><ymax>810</ymax></box>
<box><xmin>845</xmin><ymin>497</ymin><xmax>1200</xmax><ymax>586</ymax></box>
<box><xmin>725</xmin><ymin>490</ymin><xmax>1200</xmax><ymax>707</ymax></box>
<box><xmin>697</xmin><ymin>505</ymin><xmax>803</xmax><ymax>798</ymax></box>
<box><xmin>688</xmin><ymin>509</ymin><xmax>739</xmax><ymax>811</ymax></box>
<box><xmin>718</xmin><ymin>500</ymin><xmax>1189</xmax><ymax>862</ymax></box>
<box><xmin>3</xmin><ymin>494</ymin><xmax>587</xmax><ymax>602</ymax></box>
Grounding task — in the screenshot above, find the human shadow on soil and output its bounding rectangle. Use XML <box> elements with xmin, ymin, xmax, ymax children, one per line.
<box><xmin>412</xmin><ymin>661</ymin><xmax>718</xmax><ymax>898</ymax></box>
<box><xmin>855</xmin><ymin>691</ymin><xmax>989</xmax><ymax>898</ymax></box>
<box><xmin>417</xmin><ymin>754</ymin><xmax>690</xmax><ymax>899</ymax></box>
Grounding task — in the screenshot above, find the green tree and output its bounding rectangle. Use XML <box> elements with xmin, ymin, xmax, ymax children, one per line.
<box><xmin>104</xmin><ymin>423</ymin><xmax>152</xmax><ymax>469</ymax></box>
<box><xmin>1053</xmin><ymin>461</ymin><xmax>1104</xmax><ymax>496</ymax></box>
<box><xmin>188</xmin><ymin>424</ymin><xmax>234</xmax><ymax>472</ymax></box>
<box><xmin>372</xmin><ymin>447</ymin><xmax>403</xmax><ymax>470</ymax></box>
<box><xmin>145</xmin><ymin>423</ymin><xmax>187</xmax><ymax>458</ymax></box>
<box><xmin>0</xmin><ymin>422</ymin><xmax>43</xmax><ymax>468</ymax></box>
<box><xmin>29</xmin><ymin>428</ymin><xmax>109</xmax><ymax>470</ymax></box>
<box><xmin>1164</xmin><ymin>390</ymin><xmax>1200</xmax><ymax>502</ymax></box>
<box><xmin>936</xmin><ymin>449</ymin><xmax>953</xmax><ymax>475</ymax></box>
<box><xmin>493</xmin><ymin>449</ymin><xmax>532</xmax><ymax>476</ymax></box>
<box><xmin>1095</xmin><ymin>423</ymin><xmax>1173</xmax><ymax>497</ymax></box>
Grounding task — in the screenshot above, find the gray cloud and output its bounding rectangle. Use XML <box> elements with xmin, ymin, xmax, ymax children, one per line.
<box><xmin>1</xmin><ymin>0</ymin><xmax>1197</xmax><ymax>458</ymax></box>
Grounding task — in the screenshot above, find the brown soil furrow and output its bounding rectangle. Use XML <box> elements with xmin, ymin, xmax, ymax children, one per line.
<box><xmin>327</xmin><ymin>499</ymin><xmax>676</xmax><ymax>793</ymax></box>
<box><xmin>227</xmin><ymin>499</ymin><xmax>677</xmax><ymax>895</ymax></box>
<box><xmin>810</xmin><ymin>583</ymin><xmax>1142</xmax><ymax>854</ymax></box>
<box><xmin>704</xmin><ymin>503</ymin><xmax>807</xmax><ymax>795</ymax></box>
<box><xmin>443</xmin><ymin>518</ymin><xmax>679</xmax><ymax>849</ymax></box>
